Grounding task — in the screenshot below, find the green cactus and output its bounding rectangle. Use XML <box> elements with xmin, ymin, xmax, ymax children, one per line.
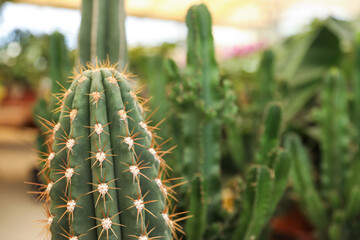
<box><xmin>353</xmin><ymin>33</ymin><xmax>360</xmax><ymax>136</ymax></box>
<box><xmin>31</xmin><ymin>65</ymin><xmax>186</xmax><ymax>240</ymax></box>
<box><xmin>232</xmin><ymin>104</ymin><xmax>291</xmax><ymax>240</ymax></box>
<box><xmin>177</xmin><ymin>5</ymin><xmax>222</xmax><ymax>237</ymax></box>
<box><xmin>285</xmin><ymin>134</ymin><xmax>327</xmax><ymax>233</ymax></box>
<box><xmin>257</xmin><ymin>50</ymin><xmax>276</xmax><ymax>110</ymax></box>
<box><xmin>255</xmin><ymin>103</ymin><xmax>282</xmax><ymax>168</ymax></box>
<box><xmin>286</xmin><ymin>68</ymin><xmax>360</xmax><ymax>239</ymax></box>
<box><xmin>320</xmin><ymin>69</ymin><xmax>351</xmax><ymax>206</ymax></box>
<box><xmin>347</xmin><ymin>33</ymin><xmax>360</xmax><ymax>224</ymax></box>
<box><xmin>79</xmin><ymin>0</ymin><xmax>127</xmax><ymax>67</ymax></box>
<box><xmin>225</xmin><ymin>49</ymin><xmax>278</xmax><ymax>174</ymax></box>
<box><xmin>48</xmin><ymin>32</ymin><xmax>73</xmax><ymax>120</ymax></box>
<box><xmin>166</xmin><ymin>4</ymin><xmax>291</xmax><ymax>240</ymax></box>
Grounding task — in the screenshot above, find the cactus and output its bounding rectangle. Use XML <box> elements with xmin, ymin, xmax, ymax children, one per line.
<box><xmin>286</xmin><ymin>68</ymin><xmax>360</xmax><ymax>239</ymax></box>
<box><xmin>30</xmin><ymin>64</ymin><xmax>187</xmax><ymax>240</ymax></box>
<box><xmin>256</xmin><ymin>50</ymin><xmax>276</xmax><ymax>110</ymax></box>
<box><xmin>167</xmin><ymin>4</ymin><xmax>291</xmax><ymax>240</ymax></box>
<box><xmin>79</xmin><ymin>0</ymin><xmax>127</xmax><ymax>67</ymax></box>
<box><xmin>353</xmin><ymin>33</ymin><xmax>360</xmax><ymax>136</ymax></box>
<box><xmin>232</xmin><ymin>104</ymin><xmax>291</xmax><ymax>240</ymax></box>
<box><xmin>176</xmin><ymin>5</ymin><xmax>222</xmax><ymax>237</ymax></box>
<box><xmin>225</xmin><ymin>49</ymin><xmax>277</xmax><ymax>173</ymax></box>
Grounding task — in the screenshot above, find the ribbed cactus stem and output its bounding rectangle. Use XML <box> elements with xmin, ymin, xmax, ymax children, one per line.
<box><xmin>232</xmin><ymin>103</ymin><xmax>291</xmax><ymax>240</ymax></box>
<box><xmin>31</xmin><ymin>64</ymin><xmax>187</xmax><ymax>240</ymax></box>
<box><xmin>354</xmin><ymin>33</ymin><xmax>360</xmax><ymax>136</ymax></box>
<box><xmin>320</xmin><ymin>68</ymin><xmax>351</xmax><ymax>206</ymax></box>
<box><xmin>256</xmin><ymin>103</ymin><xmax>282</xmax><ymax>167</ymax></box>
<box><xmin>79</xmin><ymin>0</ymin><xmax>127</xmax><ymax>67</ymax></box>
<box><xmin>285</xmin><ymin>134</ymin><xmax>327</xmax><ymax>231</ymax></box>
<box><xmin>257</xmin><ymin>50</ymin><xmax>276</xmax><ymax>109</ymax></box>
<box><xmin>184</xmin><ymin>4</ymin><xmax>221</xmax><ymax>229</ymax></box>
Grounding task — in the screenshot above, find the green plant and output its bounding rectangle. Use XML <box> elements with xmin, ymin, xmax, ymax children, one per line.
<box><xmin>128</xmin><ymin>44</ymin><xmax>178</xmax><ymax>160</ymax></box>
<box><xmin>79</xmin><ymin>0</ymin><xmax>127</xmax><ymax>67</ymax></box>
<box><xmin>0</xmin><ymin>30</ymin><xmax>51</xmax><ymax>90</ymax></box>
<box><xmin>31</xmin><ymin>65</ymin><xmax>187</xmax><ymax>240</ymax></box>
<box><xmin>33</xmin><ymin>31</ymin><xmax>72</xmax><ymax>172</ymax></box>
<box><xmin>30</xmin><ymin>0</ymin><xmax>188</xmax><ymax>239</ymax></box>
<box><xmin>286</xmin><ymin>67</ymin><xmax>360</xmax><ymax>239</ymax></box>
<box><xmin>256</xmin><ymin>50</ymin><xmax>277</xmax><ymax>110</ymax></box>
<box><xmin>182</xmin><ymin>5</ymin><xmax>223</xmax><ymax>232</ymax></box>
<box><xmin>168</xmin><ymin>4</ymin><xmax>291</xmax><ymax>240</ymax></box>
<box><xmin>230</xmin><ymin>49</ymin><xmax>278</xmax><ymax>170</ymax></box>
<box><xmin>276</xmin><ymin>18</ymin><xmax>354</xmax><ymax>122</ymax></box>
<box><xmin>231</xmin><ymin>104</ymin><xmax>291</xmax><ymax>240</ymax></box>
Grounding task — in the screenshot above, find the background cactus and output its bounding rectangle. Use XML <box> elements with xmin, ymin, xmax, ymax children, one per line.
<box><xmin>33</xmin><ymin>65</ymin><xmax>186</xmax><ymax>240</ymax></box>
<box><xmin>79</xmin><ymin>0</ymin><xmax>127</xmax><ymax>67</ymax></box>
<box><xmin>223</xmin><ymin>49</ymin><xmax>278</xmax><ymax>174</ymax></box>
<box><xmin>231</xmin><ymin>104</ymin><xmax>291</xmax><ymax>240</ymax></box>
<box><xmin>286</xmin><ymin>67</ymin><xmax>360</xmax><ymax>239</ymax></box>
<box><xmin>182</xmin><ymin>5</ymin><xmax>222</xmax><ymax>233</ymax></box>
<box><xmin>33</xmin><ymin>31</ymin><xmax>72</xmax><ymax>175</ymax></box>
<box><xmin>167</xmin><ymin>4</ymin><xmax>291</xmax><ymax>240</ymax></box>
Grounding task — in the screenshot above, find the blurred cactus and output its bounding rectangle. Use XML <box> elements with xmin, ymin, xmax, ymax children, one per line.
<box><xmin>232</xmin><ymin>104</ymin><xmax>291</xmax><ymax>240</ymax></box>
<box><xmin>33</xmin><ymin>32</ymin><xmax>72</xmax><ymax>168</ymax></box>
<box><xmin>168</xmin><ymin>4</ymin><xmax>291</xmax><ymax>240</ymax></box>
<box><xmin>353</xmin><ymin>33</ymin><xmax>360</xmax><ymax>140</ymax></box>
<box><xmin>30</xmin><ymin>65</ymin><xmax>187</xmax><ymax>240</ymax></box>
<box><xmin>79</xmin><ymin>0</ymin><xmax>127</xmax><ymax>67</ymax></box>
<box><xmin>224</xmin><ymin>49</ymin><xmax>278</xmax><ymax>173</ymax></box>
<box><xmin>182</xmin><ymin>5</ymin><xmax>223</xmax><ymax>231</ymax></box>
<box><xmin>128</xmin><ymin>45</ymin><xmax>178</xmax><ymax>163</ymax></box>
<box><xmin>286</xmin><ymin>68</ymin><xmax>360</xmax><ymax>239</ymax></box>
<box><xmin>256</xmin><ymin>50</ymin><xmax>276</xmax><ymax>110</ymax></box>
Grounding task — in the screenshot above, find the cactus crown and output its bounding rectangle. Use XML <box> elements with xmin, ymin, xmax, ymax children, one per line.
<box><xmin>31</xmin><ymin>61</ymin><xmax>188</xmax><ymax>240</ymax></box>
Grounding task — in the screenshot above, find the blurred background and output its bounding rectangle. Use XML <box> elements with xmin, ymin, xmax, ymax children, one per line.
<box><xmin>0</xmin><ymin>0</ymin><xmax>359</xmax><ymax>239</ymax></box>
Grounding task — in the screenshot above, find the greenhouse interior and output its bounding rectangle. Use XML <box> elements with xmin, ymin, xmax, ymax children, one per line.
<box><xmin>1</xmin><ymin>0</ymin><xmax>360</xmax><ymax>240</ymax></box>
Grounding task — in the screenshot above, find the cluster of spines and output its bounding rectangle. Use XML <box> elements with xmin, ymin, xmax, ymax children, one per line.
<box><xmin>28</xmin><ymin>62</ymin><xmax>189</xmax><ymax>240</ymax></box>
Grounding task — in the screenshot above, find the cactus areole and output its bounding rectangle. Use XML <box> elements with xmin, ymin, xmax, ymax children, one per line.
<box><xmin>32</xmin><ymin>63</ymin><xmax>187</xmax><ymax>240</ymax></box>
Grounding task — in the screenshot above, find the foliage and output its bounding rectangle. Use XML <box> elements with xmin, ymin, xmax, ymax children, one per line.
<box><xmin>164</xmin><ymin>5</ymin><xmax>291</xmax><ymax>240</ymax></box>
<box><xmin>22</xmin><ymin>1</ymin><xmax>360</xmax><ymax>239</ymax></box>
<box><xmin>286</xmin><ymin>66</ymin><xmax>360</xmax><ymax>239</ymax></box>
<box><xmin>0</xmin><ymin>30</ymin><xmax>50</xmax><ymax>90</ymax></box>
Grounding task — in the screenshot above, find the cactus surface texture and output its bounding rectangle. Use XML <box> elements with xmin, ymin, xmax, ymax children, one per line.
<box><xmin>32</xmin><ymin>63</ymin><xmax>186</xmax><ymax>240</ymax></box>
<box><xmin>79</xmin><ymin>0</ymin><xmax>127</xmax><ymax>67</ymax></box>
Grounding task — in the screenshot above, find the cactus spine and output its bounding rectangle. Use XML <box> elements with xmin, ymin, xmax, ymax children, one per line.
<box><xmin>33</xmin><ymin>64</ymin><xmax>186</xmax><ymax>240</ymax></box>
<box><xmin>79</xmin><ymin>0</ymin><xmax>127</xmax><ymax>67</ymax></box>
<box><xmin>33</xmin><ymin>32</ymin><xmax>72</xmax><ymax>171</ymax></box>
